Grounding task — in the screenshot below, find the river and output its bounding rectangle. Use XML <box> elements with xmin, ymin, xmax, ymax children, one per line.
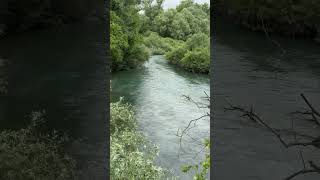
<box><xmin>212</xmin><ymin>18</ymin><xmax>320</xmax><ymax>180</ymax></box>
<box><xmin>0</xmin><ymin>18</ymin><xmax>108</xmax><ymax>179</ymax></box>
<box><xmin>111</xmin><ymin>55</ymin><xmax>210</xmax><ymax>179</ymax></box>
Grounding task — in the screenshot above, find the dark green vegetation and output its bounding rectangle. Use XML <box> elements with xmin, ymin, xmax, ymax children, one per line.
<box><xmin>216</xmin><ymin>0</ymin><xmax>320</xmax><ymax>38</ymax></box>
<box><xmin>111</xmin><ymin>0</ymin><xmax>210</xmax><ymax>73</ymax></box>
<box><xmin>110</xmin><ymin>99</ymin><xmax>168</xmax><ymax>179</ymax></box>
<box><xmin>111</xmin><ymin>0</ymin><xmax>150</xmax><ymax>71</ymax></box>
<box><xmin>0</xmin><ymin>112</ymin><xmax>77</xmax><ymax>180</ymax></box>
<box><xmin>0</xmin><ymin>0</ymin><xmax>103</xmax><ymax>37</ymax></box>
<box><xmin>142</xmin><ymin>0</ymin><xmax>210</xmax><ymax>73</ymax></box>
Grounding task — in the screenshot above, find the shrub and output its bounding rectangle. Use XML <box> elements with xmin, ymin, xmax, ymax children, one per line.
<box><xmin>165</xmin><ymin>45</ymin><xmax>188</xmax><ymax>65</ymax></box>
<box><xmin>185</xmin><ymin>33</ymin><xmax>209</xmax><ymax>50</ymax></box>
<box><xmin>144</xmin><ymin>32</ymin><xmax>183</xmax><ymax>55</ymax></box>
<box><xmin>180</xmin><ymin>48</ymin><xmax>210</xmax><ymax>73</ymax></box>
<box><xmin>165</xmin><ymin>33</ymin><xmax>210</xmax><ymax>73</ymax></box>
<box><xmin>0</xmin><ymin>112</ymin><xmax>77</xmax><ymax>180</ymax></box>
<box><xmin>126</xmin><ymin>44</ymin><xmax>150</xmax><ymax>68</ymax></box>
<box><xmin>110</xmin><ymin>99</ymin><xmax>169</xmax><ymax>179</ymax></box>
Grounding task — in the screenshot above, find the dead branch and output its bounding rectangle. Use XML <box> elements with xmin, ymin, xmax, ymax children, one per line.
<box><xmin>225</xmin><ymin>94</ymin><xmax>320</xmax><ymax>179</ymax></box>
<box><xmin>284</xmin><ymin>169</ymin><xmax>318</xmax><ymax>180</ymax></box>
<box><xmin>301</xmin><ymin>94</ymin><xmax>320</xmax><ymax>117</ymax></box>
<box><xmin>177</xmin><ymin>92</ymin><xmax>210</xmax><ymax>154</ymax></box>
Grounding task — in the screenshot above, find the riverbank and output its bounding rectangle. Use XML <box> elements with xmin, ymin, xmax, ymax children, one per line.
<box><xmin>111</xmin><ymin>55</ymin><xmax>210</xmax><ymax>179</ymax></box>
<box><xmin>214</xmin><ymin>0</ymin><xmax>320</xmax><ymax>41</ymax></box>
<box><xmin>143</xmin><ymin>32</ymin><xmax>210</xmax><ymax>74</ymax></box>
<box><xmin>110</xmin><ymin>100</ymin><xmax>168</xmax><ymax>179</ymax></box>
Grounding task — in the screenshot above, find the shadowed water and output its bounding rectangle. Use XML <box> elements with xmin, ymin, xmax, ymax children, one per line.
<box><xmin>111</xmin><ymin>55</ymin><xmax>210</xmax><ymax>179</ymax></box>
<box><xmin>212</xmin><ymin>18</ymin><xmax>320</xmax><ymax>180</ymax></box>
<box><xmin>0</xmin><ymin>19</ymin><xmax>107</xmax><ymax>179</ymax></box>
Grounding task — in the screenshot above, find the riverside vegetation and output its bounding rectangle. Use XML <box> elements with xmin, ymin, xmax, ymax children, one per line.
<box><xmin>110</xmin><ymin>98</ymin><xmax>210</xmax><ymax>179</ymax></box>
<box><xmin>0</xmin><ymin>112</ymin><xmax>77</xmax><ymax>180</ymax></box>
<box><xmin>111</xmin><ymin>0</ymin><xmax>210</xmax><ymax>73</ymax></box>
<box><xmin>110</xmin><ymin>99</ymin><xmax>168</xmax><ymax>179</ymax></box>
<box><xmin>111</xmin><ymin>0</ymin><xmax>210</xmax><ymax>179</ymax></box>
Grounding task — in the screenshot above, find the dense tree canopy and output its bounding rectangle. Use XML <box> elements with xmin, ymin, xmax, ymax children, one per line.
<box><xmin>111</xmin><ymin>0</ymin><xmax>210</xmax><ymax>73</ymax></box>
<box><xmin>142</xmin><ymin>0</ymin><xmax>210</xmax><ymax>73</ymax></box>
<box><xmin>149</xmin><ymin>0</ymin><xmax>209</xmax><ymax>40</ymax></box>
<box><xmin>111</xmin><ymin>0</ymin><xmax>149</xmax><ymax>71</ymax></box>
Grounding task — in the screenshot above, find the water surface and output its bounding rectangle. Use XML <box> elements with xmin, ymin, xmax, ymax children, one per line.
<box><xmin>111</xmin><ymin>55</ymin><xmax>210</xmax><ymax>179</ymax></box>
<box><xmin>0</xmin><ymin>19</ymin><xmax>107</xmax><ymax>179</ymax></box>
<box><xmin>212</xmin><ymin>18</ymin><xmax>320</xmax><ymax>180</ymax></box>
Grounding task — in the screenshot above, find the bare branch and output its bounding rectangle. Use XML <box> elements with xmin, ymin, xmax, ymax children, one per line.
<box><xmin>301</xmin><ymin>93</ymin><xmax>320</xmax><ymax>117</ymax></box>
<box><xmin>226</xmin><ymin>94</ymin><xmax>320</xmax><ymax>179</ymax></box>
<box><xmin>284</xmin><ymin>169</ymin><xmax>318</xmax><ymax>180</ymax></box>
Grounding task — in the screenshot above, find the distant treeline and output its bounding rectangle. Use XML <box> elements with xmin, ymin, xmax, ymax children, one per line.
<box><xmin>0</xmin><ymin>0</ymin><xmax>104</xmax><ymax>36</ymax></box>
<box><xmin>215</xmin><ymin>0</ymin><xmax>320</xmax><ymax>39</ymax></box>
<box><xmin>111</xmin><ymin>0</ymin><xmax>210</xmax><ymax>73</ymax></box>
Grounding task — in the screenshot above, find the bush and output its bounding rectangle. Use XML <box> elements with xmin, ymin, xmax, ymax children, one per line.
<box><xmin>165</xmin><ymin>45</ymin><xmax>188</xmax><ymax>65</ymax></box>
<box><xmin>111</xmin><ymin>0</ymin><xmax>150</xmax><ymax>71</ymax></box>
<box><xmin>144</xmin><ymin>32</ymin><xmax>183</xmax><ymax>55</ymax></box>
<box><xmin>111</xmin><ymin>99</ymin><xmax>169</xmax><ymax>179</ymax></box>
<box><xmin>181</xmin><ymin>48</ymin><xmax>210</xmax><ymax>73</ymax></box>
<box><xmin>165</xmin><ymin>33</ymin><xmax>210</xmax><ymax>73</ymax></box>
<box><xmin>0</xmin><ymin>112</ymin><xmax>77</xmax><ymax>180</ymax></box>
<box><xmin>126</xmin><ymin>44</ymin><xmax>150</xmax><ymax>68</ymax></box>
<box><xmin>185</xmin><ymin>33</ymin><xmax>209</xmax><ymax>50</ymax></box>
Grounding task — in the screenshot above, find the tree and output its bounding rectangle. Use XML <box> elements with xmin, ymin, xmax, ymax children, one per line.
<box><xmin>176</xmin><ymin>0</ymin><xmax>194</xmax><ymax>12</ymax></box>
<box><xmin>111</xmin><ymin>0</ymin><xmax>149</xmax><ymax>71</ymax></box>
<box><xmin>141</xmin><ymin>0</ymin><xmax>164</xmax><ymax>32</ymax></box>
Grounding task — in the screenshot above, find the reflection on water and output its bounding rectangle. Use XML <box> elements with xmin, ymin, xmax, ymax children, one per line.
<box><xmin>0</xmin><ymin>19</ymin><xmax>107</xmax><ymax>179</ymax></box>
<box><xmin>213</xmin><ymin>17</ymin><xmax>320</xmax><ymax>180</ymax></box>
<box><xmin>111</xmin><ymin>56</ymin><xmax>210</xmax><ymax>179</ymax></box>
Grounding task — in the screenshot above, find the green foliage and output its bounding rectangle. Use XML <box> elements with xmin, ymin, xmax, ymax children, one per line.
<box><xmin>111</xmin><ymin>99</ymin><xmax>169</xmax><ymax>179</ymax></box>
<box><xmin>181</xmin><ymin>47</ymin><xmax>210</xmax><ymax>73</ymax></box>
<box><xmin>144</xmin><ymin>32</ymin><xmax>184</xmax><ymax>55</ymax></box>
<box><xmin>113</xmin><ymin>0</ymin><xmax>210</xmax><ymax>73</ymax></box>
<box><xmin>185</xmin><ymin>33</ymin><xmax>210</xmax><ymax>50</ymax></box>
<box><xmin>126</xmin><ymin>44</ymin><xmax>150</xmax><ymax>67</ymax></box>
<box><xmin>110</xmin><ymin>11</ymin><xmax>129</xmax><ymax>64</ymax></box>
<box><xmin>165</xmin><ymin>45</ymin><xmax>188</xmax><ymax>65</ymax></box>
<box><xmin>111</xmin><ymin>0</ymin><xmax>150</xmax><ymax>71</ymax></box>
<box><xmin>141</xmin><ymin>0</ymin><xmax>210</xmax><ymax>73</ymax></box>
<box><xmin>143</xmin><ymin>0</ymin><xmax>210</xmax><ymax>40</ymax></box>
<box><xmin>176</xmin><ymin>0</ymin><xmax>194</xmax><ymax>12</ymax></box>
<box><xmin>0</xmin><ymin>111</ymin><xmax>77</xmax><ymax>180</ymax></box>
<box><xmin>165</xmin><ymin>33</ymin><xmax>210</xmax><ymax>73</ymax></box>
<box><xmin>141</xmin><ymin>0</ymin><xmax>165</xmax><ymax>32</ymax></box>
<box><xmin>153</xmin><ymin>9</ymin><xmax>178</xmax><ymax>37</ymax></box>
<box><xmin>181</xmin><ymin>139</ymin><xmax>210</xmax><ymax>180</ymax></box>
